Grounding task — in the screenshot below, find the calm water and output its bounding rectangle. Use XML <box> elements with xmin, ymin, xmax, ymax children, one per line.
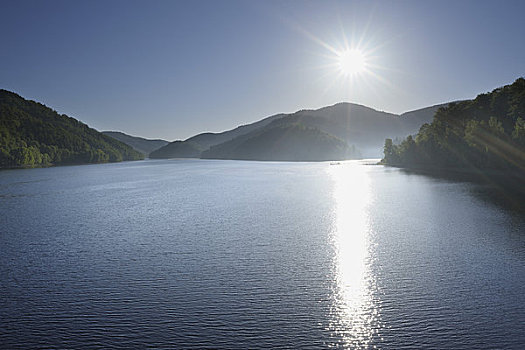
<box><xmin>1</xmin><ymin>159</ymin><xmax>524</xmax><ymax>349</ymax></box>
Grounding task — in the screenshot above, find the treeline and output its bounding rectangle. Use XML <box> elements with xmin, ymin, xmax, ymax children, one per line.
<box><xmin>0</xmin><ymin>90</ymin><xmax>143</xmax><ymax>167</ymax></box>
<box><xmin>382</xmin><ymin>78</ymin><xmax>525</xmax><ymax>173</ymax></box>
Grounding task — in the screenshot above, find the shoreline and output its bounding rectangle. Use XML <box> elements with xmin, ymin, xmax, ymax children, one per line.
<box><xmin>0</xmin><ymin>159</ymin><xmax>145</xmax><ymax>171</ymax></box>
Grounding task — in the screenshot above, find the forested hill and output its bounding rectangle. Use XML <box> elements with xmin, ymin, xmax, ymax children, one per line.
<box><xmin>102</xmin><ymin>131</ymin><xmax>168</xmax><ymax>156</ymax></box>
<box><xmin>382</xmin><ymin>78</ymin><xmax>525</xmax><ymax>174</ymax></box>
<box><xmin>153</xmin><ymin>102</ymin><xmax>447</xmax><ymax>160</ymax></box>
<box><xmin>0</xmin><ymin>90</ymin><xmax>144</xmax><ymax>168</ymax></box>
<box><xmin>201</xmin><ymin>121</ymin><xmax>361</xmax><ymax>161</ymax></box>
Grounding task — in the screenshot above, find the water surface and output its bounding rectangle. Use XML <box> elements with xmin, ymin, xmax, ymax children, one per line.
<box><xmin>1</xmin><ymin>159</ymin><xmax>524</xmax><ymax>349</ymax></box>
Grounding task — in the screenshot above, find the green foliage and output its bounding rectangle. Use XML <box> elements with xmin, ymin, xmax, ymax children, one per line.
<box><xmin>0</xmin><ymin>90</ymin><xmax>144</xmax><ymax>167</ymax></box>
<box><xmin>513</xmin><ymin>117</ymin><xmax>525</xmax><ymax>147</ymax></box>
<box><xmin>382</xmin><ymin>78</ymin><xmax>525</xmax><ymax>172</ymax></box>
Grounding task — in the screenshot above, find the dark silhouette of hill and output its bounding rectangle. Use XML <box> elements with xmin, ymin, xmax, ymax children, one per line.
<box><xmin>0</xmin><ymin>89</ymin><xmax>143</xmax><ymax>168</ymax></box>
<box><xmin>149</xmin><ymin>140</ymin><xmax>203</xmax><ymax>159</ymax></box>
<box><xmin>262</xmin><ymin>102</ymin><xmax>447</xmax><ymax>157</ymax></box>
<box><xmin>152</xmin><ymin>101</ymin><xmax>449</xmax><ymax>161</ymax></box>
<box><xmin>201</xmin><ymin>121</ymin><xmax>361</xmax><ymax>161</ymax></box>
<box><xmin>102</xmin><ymin>131</ymin><xmax>168</xmax><ymax>156</ymax></box>
<box><xmin>150</xmin><ymin>112</ymin><xmax>286</xmax><ymax>160</ymax></box>
<box><xmin>185</xmin><ymin>113</ymin><xmax>287</xmax><ymax>149</ymax></box>
<box><xmin>398</xmin><ymin>104</ymin><xmax>447</xmax><ymax>131</ymax></box>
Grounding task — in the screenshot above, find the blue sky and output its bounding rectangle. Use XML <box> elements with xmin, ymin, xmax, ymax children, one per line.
<box><xmin>1</xmin><ymin>0</ymin><xmax>524</xmax><ymax>140</ymax></box>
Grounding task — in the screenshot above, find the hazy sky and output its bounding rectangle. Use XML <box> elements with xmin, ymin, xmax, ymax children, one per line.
<box><xmin>2</xmin><ymin>0</ymin><xmax>524</xmax><ymax>140</ymax></box>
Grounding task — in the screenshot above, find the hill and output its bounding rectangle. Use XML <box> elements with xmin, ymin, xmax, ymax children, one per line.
<box><xmin>151</xmin><ymin>113</ymin><xmax>286</xmax><ymax>159</ymax></box>
<box><xmin>185</xmin><ymin>113</ymin><xmax>287</xmax><ymax>149</ymax></box>
<box><xmin>382</xmin><ymin>78</ymin><xmax>525</xmax><ymax>174</ymax></box>
<box><xmin>398</xmin><ymin>103</ymin><xmax>448</xmax><ymax>131</ymax></box>
<box><xmin>152</xmin><ymin>102</ymin><xmax>449</xmax><ymax>160</ymax></box>
<box><xmin>201</xmin><ymin>122</ymin><xmax>361</xmax><ymax>161</ymax></box>
<box><xmin>149</xmin><ymin>140</ymin><xmax>203</xmax><ymax>159</ymax></box>
<box><xmin>0</xmin><ymin>90</ymin><xmax>144</xmax><ymax>168</ymax></box>
<box><xmin>260</xmin><ymin>102</ymin><xmax>447</xmax><ymax>157</ymax></box>
<box><xmin>102</xmin><ymin>131</ymin><xmax>169</xmax><ymax>156</ymax></box>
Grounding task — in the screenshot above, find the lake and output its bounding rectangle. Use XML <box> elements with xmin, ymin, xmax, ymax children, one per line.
<box><xmin>1</xmin><ymin>159</ymin><xmax>524</xmax><ymax>349</ymax></box>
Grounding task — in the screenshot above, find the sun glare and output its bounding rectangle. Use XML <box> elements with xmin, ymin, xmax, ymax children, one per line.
<box><xmin>328</xmin><ymin>161</ymin><xmax>378</xmax><ymax>347</ymax></box>
<box><xmin>294</xmin><ymin>23</ymin><xmax>387</xmax><ymax>94</ymax></box>
<box><xmin>338</xmin><ymin>49</ymin><xmax>366</xmax><ymax>76</ymax></box>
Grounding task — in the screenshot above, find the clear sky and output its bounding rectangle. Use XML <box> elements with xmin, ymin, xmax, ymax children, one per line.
<box><xmin>1</xmin><ymin>0</ymin><xmax>524</xmax><ymax>141</ymax></box>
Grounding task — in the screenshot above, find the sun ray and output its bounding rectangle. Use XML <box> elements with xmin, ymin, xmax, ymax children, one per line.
<box><xmin>276</xmin><ymin>9</ymin><xmax>407</xmax><ymax>104</ymax></box>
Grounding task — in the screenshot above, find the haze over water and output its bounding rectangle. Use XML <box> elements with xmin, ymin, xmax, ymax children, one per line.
<box><xmin>1</xmin><ymin>160</ymin><xmax>524</xmax><ymax>349</ymax></box>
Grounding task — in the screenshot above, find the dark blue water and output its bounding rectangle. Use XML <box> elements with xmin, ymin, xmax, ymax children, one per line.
<box><xmin>1</xmin><ymin>159</ymin><xmax>524</xmax><ymax>349</ymax></box>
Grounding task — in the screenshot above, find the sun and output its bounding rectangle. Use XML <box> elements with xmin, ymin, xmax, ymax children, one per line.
<box><xmin>338</xmin><ymin>49</ymin><xmax>366</xmax><ymax>76</ymax></box>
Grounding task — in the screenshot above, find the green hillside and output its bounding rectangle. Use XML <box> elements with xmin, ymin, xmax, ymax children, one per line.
<box><xmin>382</xmin><ymin>78</ymin><xmax>525</xmax><ymax>173</ymax></box>
<box><xmin>0</xmin><ymin>90</ymin><xmax>143</xmax><ymax>168</ymax></box>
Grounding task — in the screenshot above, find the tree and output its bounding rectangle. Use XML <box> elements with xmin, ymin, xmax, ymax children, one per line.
<box><xmin>382</xmin><ymin>78</ymin><xmax>525</xmax><ymax>171</ymax></box>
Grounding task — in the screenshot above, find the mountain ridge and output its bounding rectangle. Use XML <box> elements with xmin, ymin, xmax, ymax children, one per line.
<box><xmin>184</xmin><ymin>113</ymin><xmax>287</xmax><ymax>150</ymax></box>
<box><xmin>152</xmin><ymin>101</ymin><xmax>450</xmax><ymax>160</ymax></box>
<box><xmin>102</xmin><ymin>131</ymin><xmax>169</xmax><ymax>156</ymax></box>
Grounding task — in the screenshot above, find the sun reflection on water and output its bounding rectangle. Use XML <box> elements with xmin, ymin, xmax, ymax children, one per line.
<box><xmin>328</xmin><ymin>161</ymin><xmax>379</xmax><ymax>348</ymax></box>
